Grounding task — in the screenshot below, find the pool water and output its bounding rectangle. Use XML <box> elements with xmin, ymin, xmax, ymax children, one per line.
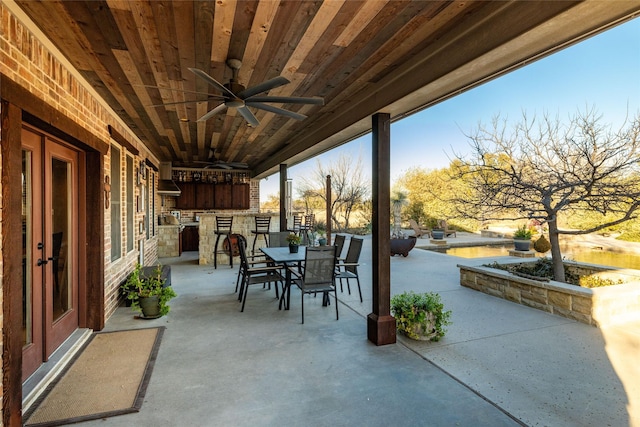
<box><xmin>445</xmin><ymin>244</ymin><xmax>640</xmax><ymax>270</ymax></box>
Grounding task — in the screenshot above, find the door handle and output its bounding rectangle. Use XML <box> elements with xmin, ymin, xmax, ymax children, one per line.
<box><xmin>37</xmin><ymin>258</ymin><xmax>48</xmax><ymax>266</ymax></box>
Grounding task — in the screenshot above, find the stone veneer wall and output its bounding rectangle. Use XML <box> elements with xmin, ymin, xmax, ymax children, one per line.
<box><xmin>459</xmin><ymin>264</ymin><xmax>640</xmax><ymax>327</ymax></box>
<box><xmin>157</xmin><ymin>226</ymin><xmax>181</xmax><ymax>258</ymax></box>
<box><xmin>198</xmin><ymin>212</ymin><xmax>280</xmax><ymax>265</ymax></box>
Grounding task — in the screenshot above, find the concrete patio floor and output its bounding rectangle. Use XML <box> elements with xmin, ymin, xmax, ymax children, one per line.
<box><xmin>82</xmin><ymin>233</ymin><xmax>638</xmax><ymax>426</ymax></box>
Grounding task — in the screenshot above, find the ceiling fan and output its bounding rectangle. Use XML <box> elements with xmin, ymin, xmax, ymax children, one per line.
<box><xmin>192</xmin><ymin>160</ymin><xmax>249</xmax><ymax>170</ymax></box>
<box><xmin>188</xmin><ymin>59</ymin><xmax>324</xmax><ymax>126</ymax></box>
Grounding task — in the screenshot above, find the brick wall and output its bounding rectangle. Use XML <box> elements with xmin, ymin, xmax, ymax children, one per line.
<box><xmin>0</xmin><ymin>0</ymin><xmax>161</xmax><ymax>380</ymax></box>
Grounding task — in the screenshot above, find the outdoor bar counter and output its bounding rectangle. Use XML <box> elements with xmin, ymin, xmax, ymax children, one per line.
<box><xmin>198</xmin><ymin>212</ymin><xmax>279</xmax><ymax>265</ymax></box>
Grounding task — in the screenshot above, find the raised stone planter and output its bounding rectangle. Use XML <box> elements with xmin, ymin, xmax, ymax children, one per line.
<box><xmin>458</xmin><ymin>262</ymin><xmax>640</xmax><ymax>327</ymax></box>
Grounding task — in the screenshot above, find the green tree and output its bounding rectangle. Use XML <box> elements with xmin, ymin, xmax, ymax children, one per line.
<box><xmin>451</xmin><ymin>108</ymin><xmax>640</xmax><ymax>282</ymax></box>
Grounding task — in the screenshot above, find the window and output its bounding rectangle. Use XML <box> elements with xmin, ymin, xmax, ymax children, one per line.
<box><xmin>126</xmin><ymin>155</ymin><xmax>134</xmax><ymax>252</ymax></box>
<box><xmin>110</xmin><ymin>145</ymin><xmax>121</xmax><ymax>261</ymax></box>
<box><xmin>146</xmin><ymin>171</ymin><xmax>153</xmax><ymax>239</ymax></box>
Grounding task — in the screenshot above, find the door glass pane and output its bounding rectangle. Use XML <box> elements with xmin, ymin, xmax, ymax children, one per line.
<box><xmin>22</xmin><ymin>150</ymin><xmax>33</xmax><ymax>346</ymax></box>
<box><xmin>111</xmin><ymin>146</ymin><xmax>121</xmax><ymax>260</ymax></box>
<box><xmin>51</xmin><ymin>157</ymin><xmax>71</xmax><ymax>321</ymax></box>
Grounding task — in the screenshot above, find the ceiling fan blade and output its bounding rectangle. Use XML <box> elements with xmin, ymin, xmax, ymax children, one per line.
<box><xmin>149</xmin><ymin>96</ymin><xmax>224</xmax><ymax>107</ymax></box>
<box><xmin>238</xmin><ymin>76</ymin><xmax>290</xmax><ymax>99</ymax></box>
<box><xmin>246</xmin><ymin>96</ymin><xmax>324</xmax><ymax>105</ymax></box>
<box><xmin>237</xmin><ymin>106</ymin><xmax>260</xmax><ymax>126</ymax></box>
<box><xmin>247</xmin><ymin>102</ymin><xmax>307</xmax><ymax>121</ymax></box>
<box><xmin>227</xmin><ymin>162</ymin><xmax>249</xmax><ymax>169</ymax></box>
<box><xmin>205</xmin><ymin>162</ymin><xmax>233</xmax><ymax>170</ymax></box>
<box><xmin>189</xmin><ymin>67</ymin><xmax>236</xmax><ymax>98</ymax></box>
<box><xmin>197</xmin><ymin>103</ymin><xmax>227</xmax><ymax>122</ymax></box>
<box><xmin>134</xmin><ymin>84</ymin><xmax>223</xmax><ymax>97</ymax></box>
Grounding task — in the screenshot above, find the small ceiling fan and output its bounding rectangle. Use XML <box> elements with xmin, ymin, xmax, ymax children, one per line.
<box><xmin>193</xmin><ymin>160</ymin><xmax>249</xmax><ymax>170</ymax></box>
<box><xmin>190</xmin><ymin>149</ymin><xmax>249</xmax><ymax>170</ymax></box>
<box><xmin>187</xmin><ymin>59</ymin><xmax>324</xmax><ymax>126</ymax></box>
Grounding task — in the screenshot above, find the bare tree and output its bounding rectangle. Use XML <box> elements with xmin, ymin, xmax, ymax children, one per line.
<box><xmin>298</xmin><ymin>153</ymin><xmax>369</xmax><ymax>231</ymax></box>
<box><xmin>452</xmin><ymin>108</ymin><xmax>640</xmax><ymax>282</ymax></box>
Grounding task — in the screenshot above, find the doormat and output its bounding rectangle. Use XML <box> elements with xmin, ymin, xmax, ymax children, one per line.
<box><xmin>24</xmin><ymin>327</ymin><xmax>165</xmax><ymax>426</ymax></box>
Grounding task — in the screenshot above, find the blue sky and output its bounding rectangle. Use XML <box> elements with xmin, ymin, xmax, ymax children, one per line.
<box><xmin>260</xmin><ymin>17</ymin><xmax>640</xmax><ymax>202</ymax></box>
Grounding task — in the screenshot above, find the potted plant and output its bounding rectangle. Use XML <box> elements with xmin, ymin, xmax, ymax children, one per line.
<box><xmin>391</xmin><ymin>291</ymin><xmax>452</xmax><ymax>341</ymax></box>
<box><xmin>431</xmin><ymin>228</ymin><xmax>445</xmax><ymax>240</ymax></box>
<box><xmin>513</xmin><ymin>224</ymin><xmax>534</xmax><ymax>251</ymax></box>
<box><xmin>286</xmin><ymin>232</ymin><xmax>302</xmax><ymax>253</ymax></box>
<box><xmin>315</xmin><ymin>221</ymin><xmax>327</xmax><ymax>246</ymax></box>
<box><xmin>122</xmin><ymin>263</ymin><xmax>177</xmax><ymax>318</ymax></box>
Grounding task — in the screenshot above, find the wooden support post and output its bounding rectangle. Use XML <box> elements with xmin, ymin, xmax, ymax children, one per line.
<box><xmin>326</xmin><ymin>175</ymin><xmax>331</xmax><ymax>244</ymax></box>
<box><xmin>368</xmin><ymin>113</ymin><xmax>396</xmax><ymax>345</ymax></box>
<box><xmin>279</xmin><ymin>164</ymin><xmax>288</xmax><ymax>231</ymax></box>
<box><xmin>2</xmin><ymin>100</ymin><xmax>25</xmax><ymax>426</ymax></box>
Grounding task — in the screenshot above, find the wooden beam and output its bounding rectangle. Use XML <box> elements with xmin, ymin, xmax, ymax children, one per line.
<box><xmin>2</xmin><ymin>100</ymin><xmax>25</xmax><ymax>426</ymax></box>
<box><xmin>367</xmin><ymin>112</ymin><xmax>395</xmax><ymax>346</ymax></box>
<box><xmin>84</xmin><ymin>151</ymin><xmax>105</xmax><ymax>331</ymax></box>
<box><xmin>0</xmin><ymin>74</ymin><xmax>109</xmax><ymax>155</ymax></box>
<box><xmin>108</xmin><ymin>125</ymin><xmax>139</xmax><ymax>155</ymax></box>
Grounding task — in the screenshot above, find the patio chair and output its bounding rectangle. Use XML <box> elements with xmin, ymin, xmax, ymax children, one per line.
<box><xmin>234</xmin><ymin>235</ymin><xmax>271</xmax><ymax>294</ymax></box>
<box><xmin>335</xmin><ymin>237</ymin><xmax>363</xmax><ymax>302</ymax></box>
<box><xmin>437</xmin><ymin>219</ymin><xmax>457</xmax><ymax>238</ymax></box>
<box><xmin>290</xmin><ymin>246</ymin><xmax>338</xmax><ymax>324</ymax></box>
<box><xmin>268</xmin><ymin>231</ymin><xmax>292</xmax><ymax>248</ymax></box>
<box><xmin>237</xmin><ymin>235</ymin><xmax>283</xmax><ymax>312</ymax></box>
<box><xmin>333</xmin><ymin>234</ymin><xmax>346</xmax><ymax>260</ymax></box>
<box><xmin>409</xmin><ymin>219</ymin><xmax>431</xmax><ymax>238</ymax></box>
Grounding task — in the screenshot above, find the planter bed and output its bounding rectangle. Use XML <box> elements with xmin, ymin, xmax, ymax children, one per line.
<box><xmin>458</xmin><ymin>261</ymin><xmax>640</xmax><ymax>327</ymax></box>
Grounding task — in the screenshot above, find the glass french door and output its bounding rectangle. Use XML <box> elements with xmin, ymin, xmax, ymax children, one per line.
<box><xmin>22</xmin><ymin>127</ymin><xmax>79</xmax><ymax>382</ymax></box>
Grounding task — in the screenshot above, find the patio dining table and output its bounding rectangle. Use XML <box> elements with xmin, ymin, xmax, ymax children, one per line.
<box><xmin>260</xmin><ymin>246</ymin><xmax>306</xmax><ymax>310</ymax></box>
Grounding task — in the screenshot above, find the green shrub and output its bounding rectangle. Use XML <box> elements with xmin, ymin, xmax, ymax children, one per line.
<box><xmin>484</xmin><ymin>258</ymin><xmax>624</xmax><ymax>288</ymax></box>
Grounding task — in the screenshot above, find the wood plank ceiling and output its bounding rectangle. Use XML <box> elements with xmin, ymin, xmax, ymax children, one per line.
<box><xmin>14</xmin><ymin>1</ymin><xmax>640</xmax><ymax>178</ymax></box>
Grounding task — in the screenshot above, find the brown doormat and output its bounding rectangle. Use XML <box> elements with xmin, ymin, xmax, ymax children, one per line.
<box><xmin>24</xmin><ymin>327</ymin><xmax>165</xmax><ymax>427</ymax></box>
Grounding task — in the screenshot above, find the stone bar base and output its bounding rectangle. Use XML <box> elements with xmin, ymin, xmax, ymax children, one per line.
<box><xmin>199</xmin><ymin>212</ymin><xmax>280</xmax><ymax>265</ymax></box>
<box><xmin>158</xmin><ymin>225</ymin><xmax>181</xmax><ymax>257</ymax></box>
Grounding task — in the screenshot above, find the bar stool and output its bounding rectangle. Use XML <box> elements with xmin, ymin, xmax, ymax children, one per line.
<box><xmin>300</xmin><ymin>214</ymin><xmax>315</xmax><ymax>244</ymax></box>
<box><xmin>213</xmin><ymin>216</ymin><xmax>234</xmax><ymax>269</ymax></box>
<box><xmin>251</xmin><ymin>216</ymin><xmax>271</xmax><ymax>255</ymax></box>
<box><xmin>289</xmin><ymin>215</ymin><xmax>302</xmax><ymax>233</ymax></box>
